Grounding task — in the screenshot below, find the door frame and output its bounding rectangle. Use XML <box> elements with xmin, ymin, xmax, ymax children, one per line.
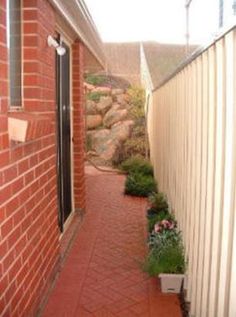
<box><xmin>56</xmin><ymin>32</ymin><xmax>75</xmax><ymax>234</ymax></box>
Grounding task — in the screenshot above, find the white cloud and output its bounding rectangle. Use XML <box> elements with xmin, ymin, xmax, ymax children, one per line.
<box><xmin>85</xmin><ymin>0</ymin><xmax>219</xmax><ymax>45</ymax></box>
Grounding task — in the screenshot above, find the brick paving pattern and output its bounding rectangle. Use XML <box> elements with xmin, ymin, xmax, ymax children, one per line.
<box><xmin>42</xmin><ymin>166</ymin><xmax>181</xmax><ymax>317</ymax></box>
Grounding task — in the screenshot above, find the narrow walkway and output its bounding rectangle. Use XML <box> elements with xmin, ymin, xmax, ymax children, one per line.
<box><xmin>42</xmin><ymin>166</ymin><xmax>181</xmax><ymax>317</ymax></box>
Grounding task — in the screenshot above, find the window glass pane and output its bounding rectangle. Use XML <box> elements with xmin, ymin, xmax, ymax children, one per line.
<box><xmin>8</xmin><ymin>0</ymin><xmax>22</xmax><ymax>107</ymax></box>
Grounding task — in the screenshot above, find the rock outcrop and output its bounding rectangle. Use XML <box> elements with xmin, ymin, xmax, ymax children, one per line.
<box><xmin>103</xmin><ymin>108</ymin><xmax>128</xmax><ymax>128</ymax></box>
<box><xmin>97</xmin><ymin>96</ymin><xmax>113</xmax><ymax>115</ymax></box>
<box><xmin>93</xmin><ymin>86</ymin><xmax>111</xmax><ymax>94</ymax></box>
<box><xmin>116</xmin><ymin>94</ymin><xmax>129</xmax><ymax>106</ymax></box>
<box><xmin>86</xmin><ymin>115</ymin><xmax>102</xmax><ymax>130</ymax></box>
<box><xmin>111</xmin><ymin>120</ymin><xmax>134</xmax><ymax>142</ymax></box>
<box><xmin>85</xmin><ymin>84</ymin><xmax>134</xmax><ymax>162</ymax></box>
<box><xmin>111</xmin><ymin>88</ymin><xmax>124</xmax><ymax>96</ymax></box>
<box><xmin>86</xmin><ymin>100</ymin><xmax>97</xmax><ymax>115</ymax></box>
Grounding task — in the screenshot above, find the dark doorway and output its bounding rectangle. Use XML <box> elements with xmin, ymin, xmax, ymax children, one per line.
<box><xmin>56</xmin><ymin>40</ymin><xmax>72</xmax><ymax>232</ymax></box>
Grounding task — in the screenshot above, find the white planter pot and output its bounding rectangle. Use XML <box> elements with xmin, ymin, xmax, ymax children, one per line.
<box><xmin>159</xmin><ymin>273</ymin><xmax>185</xmax><ymax>293</ymax></box>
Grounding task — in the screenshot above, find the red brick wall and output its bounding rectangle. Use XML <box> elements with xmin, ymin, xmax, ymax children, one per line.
<box><xmin>0</xmin><ymin>1</ymin><xmax>11</xmax><ymax>313</ymax></box>
<box><xmin>0</xmin><ymin>0</ymin><xmax>87</xmax><ymax>315</ymax></box>
<box><xmin>0</xmin><ymin>1</ymin><xmax>61</xmax><ymax>316</ymax></box>
<box><xmin>72</xmin><ymin>40</ymin><xmax>86</xmax><ymax>211</ymax></box>
<box><xmin>23</xmin><ymin>0</ymin><xmax>56</xmax><ymax>116</ymax></box>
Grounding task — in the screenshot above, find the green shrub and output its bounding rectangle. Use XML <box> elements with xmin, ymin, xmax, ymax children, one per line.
<box><xmin>127</xmin><ymin>87</ymin><xmax>145</xmax><ymax>121</ymax></box>
<box><xmin>111</xmin><ymin>86</ymin><xmax>147</xmax><ymax>165</ymax></box>
<box><xmin>87</xmin><ymin>91</ymin><xmax>108</xmax><ymax>102</ymax></box>
<box><xmin>143</xmin><ymin>249</ymin><xmax>161</xmax><ymax>277</ymax></box>
<box><xmin>157</xmin><ymin>243</ymin><xmax>185</xmax><ymax>274</ymax></box>
<box><xmin>132</xmin><ymin>124</ymin><xmax>146</xmax><ymax>137</ymax></box>
<box><xmin>85</xmin><ymin>73</ymin><xmax>106</xmax><ymax>86</ymax></box>
<box><xmin>113</xmin><ymin>139</ymin><xmax>147</xmax><ymax>165</ymax></box>
<box><xmin>144</xmin><ymin>242</ymin><xmax>185</xmax><ymax>276</ymax></box>
<box><xmin>123</xmin><ymin>138</ymin><xmax>146</xmax><ymax>160</ymax></box>
<box><xmin>127</xmin><ymin>87</ymin><xmax>145</xmax><ymax>108</ymax></box>
<box><xmin>144</xmin><ymin>228</ymin><xmax>185</xmax><ymax>277</ymax></box>
<box><xmin>124</xmin><ymin>172</ymin><xmax>157</xmax><ymax>197</ymax></box>
<box><xmin>121</xmin><ymin>156</ymin><xmax>153</xmax><ymax>176</ymax></box>
<box><xmin>148</xmin><ymin>192</ymin><xmax>169</xmax><ymax>213</ymax></box>
<box><xmin>147</xmin><ymin>211</ymin><xmax>172</xmax><ymax>233</ymax></box>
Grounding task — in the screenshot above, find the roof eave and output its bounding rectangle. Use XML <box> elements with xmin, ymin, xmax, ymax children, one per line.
<box><xmin>49</xmin><ymin>0</ymin><xmax>106</xmax><ymax>69</ymax></box>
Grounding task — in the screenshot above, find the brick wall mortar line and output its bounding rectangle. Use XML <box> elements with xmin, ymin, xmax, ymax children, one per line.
<box><xmin>0</xmin><ymin>183</ymin><xmax>57</xmax><ymax>246</ymax></box>
<box><xmin>0</xmin><ymin>155</ymin><xmax>56</xmax><ymax>207</ymax></box>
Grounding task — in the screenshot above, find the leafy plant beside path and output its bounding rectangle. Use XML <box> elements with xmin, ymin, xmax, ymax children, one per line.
<box><xmin>122</xmin><ymin>156</ymin><xmax>156</xmax><ymax>197</ymax></box>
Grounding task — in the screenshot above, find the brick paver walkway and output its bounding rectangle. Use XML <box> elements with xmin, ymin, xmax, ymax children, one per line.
<box><xmin>42</xmin><ymin>166</ymin><xmax>181</xmax><ymax>317</ymax></box>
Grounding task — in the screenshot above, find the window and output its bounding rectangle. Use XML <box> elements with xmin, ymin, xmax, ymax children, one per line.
<box><xmin>7</xmin><ymin>0</ymin><xmax>22</xmax><ymax>107</ymax></box>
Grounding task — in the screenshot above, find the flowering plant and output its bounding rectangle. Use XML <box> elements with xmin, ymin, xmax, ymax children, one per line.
<box><xmin>153</xmin><ymin>219</ymin><xmax>176</xmax><ymax>234</ymax></box>
<box><xmin>148</xmin><ymin>192</ymin><xmax>168</xmax><ymax>213</ymax></box>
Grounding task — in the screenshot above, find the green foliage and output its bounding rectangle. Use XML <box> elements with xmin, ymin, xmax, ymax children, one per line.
<box><xmin>148</xmin><ymin>214</ymin><xmax>161</xmax><ymax>233</ymax></box>
<box><xmin>147</xmin><ymin>211</ymin><xmax>172</xmax><ymax>233</ymax></box>
<box><xmin>129</xmin><ymin>106</ymin><xmax>145</xmax><ymax>120</ymax></box>
<box><xmin>111</xmin><ymin>86</ymin><xmax>147</xmax><ymax>165</ymax></box>
<box><xmin>143</xmin><ymin>249</ymin><xmax>161</xmax><ymax>277</ymax></box>
<box><xmin>144</xmin><ymin>229</ymin><xmax>185</xmax><ymax>276</ymax></box>
<box><xmin>148</xmin><ymin>228</ymin><xmax>181</xmax><ymax>251</ymax></box>
<box><xmin>148</xmin><ymin>192</ymin><xmax>169</xmax><ymax>213</ymax></box>
<box><xmin>124</xmin><ymin>172</ymin><xmax>157</xmax><ymax>197</ymax></box>
<box><xmin>85</xmin><ymin>73</ymin><xmax>106</xmax><ymax>86</ymax></box>
<box><xmin>121</xmin><ymin>156</ymin><xmax>153</xmax><ymax>176</ymax></box>
<box><xmin>132</xmin><ymin>124</ymin><xmax>146</xmax><ymax>137</ymax></box>
<box><xmin>127</xmin><ymin>86</ymin><xmax>145</xmax><ymax>108</ymax></box>
<box><xmin>127</xmin><ymin>87</ymin><xmax>145</xmax><ymax>121</ymax></box>
<box><xmin>144</xmin><ymin>242</ymin><xmax>186</xmax><ymax>276</ymax></box>
<box><xmin>122</xmin><ymin>138</ymin><xmax>146</xmax><ymax>161</ymax></box>
<box><xmin>87</xmin><ymin>91</ymin><xmax>108</xmax><ymax>102</ymax></box>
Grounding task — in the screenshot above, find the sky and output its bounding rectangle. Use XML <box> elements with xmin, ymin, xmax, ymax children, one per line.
<box><xmin>85</xmin><ymin>0</ymin><xmax>219</xmax><ymax>45</ymax></box>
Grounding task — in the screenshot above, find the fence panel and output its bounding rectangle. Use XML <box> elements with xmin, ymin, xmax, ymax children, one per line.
<box><xmin>148</xmin><ymin>27</ymin><xmax>236</xmax><ymax>317</ymax></box>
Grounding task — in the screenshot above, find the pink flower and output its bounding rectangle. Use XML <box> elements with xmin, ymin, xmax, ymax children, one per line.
<box><xmin>154</xmin><ymin>224</ymin><xmax>162</xmax><ymax>233</ymax></box>
<box><xmin>161</xmin><ymin>220</ymin><xmax>169</xmax><ymax>228</ymax></box>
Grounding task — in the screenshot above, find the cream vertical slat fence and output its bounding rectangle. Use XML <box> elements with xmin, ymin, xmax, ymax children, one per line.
<box><xmin>149</xmin><ymin>26</ymin><xmax>236</xmax><ymax>317</ymax></box>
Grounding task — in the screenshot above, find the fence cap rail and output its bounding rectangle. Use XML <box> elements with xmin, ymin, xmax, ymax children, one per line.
<box><xmin>152</xmin><ymin>22</ymin><xmax>236</xmax><ymax>93</ymax></box>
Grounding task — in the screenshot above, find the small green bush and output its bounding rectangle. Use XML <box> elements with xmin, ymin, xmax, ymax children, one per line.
<box><xmin>127</xmin><ymin>86</ymin><xmax>145</xmax><ymax>105</ymax></box>
<box><xmin>157</xmin><ymin>243</ymin><xmax>185</xmax><ymax>274</ymax></box>
<box><xmin>148</xmin><ymin>192</ymin><xmax>169</xmax><ymax>213</ymax></box>
<box><xmin>121</xmin><ymin>156</ymin><xmax>153</xmax><ymax>176</ymax></box>
<box><xmin>85</xmin><ymin>74</ymin><xmax>106</xmax><ymax>86</ymax></box>
<box><xmin>113</xmin><ymin>139</ymin><xmax>147</xmax><ymax>165</ymax></box>
<box><xmin>147</xmin><ymin>211</ymin><xmax>173</xmax><ymax>233</ymax></box>
<box><xmin>127</xmin><ymin>87</ymin><xmax>145</xmax><ymax>127</ymax></box>
<box><xmin>144</xmin><ymin>230</ymin><xmax>185</xmax><ymax>277</ymax></box>
<box><xmin>87</xmin><ymin>91</ymin><xmax>108</xmax><ymax>102</ymax></box>
<box><xmin>124</xmin><ymin>172</ymin><xmax>157</xmax><ymax>197</ymax></box>
<box><xmin>122</xmin><ymin>138</ymin><xmax>146</xmax><ymax>160</ymax></box>
<box><xmin>144</xmin><ymin>241</ymin><xmax>185</xmax><ymax>276</ymax></box>
<box><xmin>132</xmin><ymin>124</ymin><xmax>146</xmax><ymax>137</ymax></box>
<box><xmin>143</xmin><ymin>249</ymin><xmax>161</xmax><ymax>277</ymax></box>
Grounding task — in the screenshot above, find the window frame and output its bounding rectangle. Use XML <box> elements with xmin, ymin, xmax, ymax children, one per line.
<box><xmin>7</xmin><ymin>0</ymin><xmax>23</xmax><ymax>109</ymax></box>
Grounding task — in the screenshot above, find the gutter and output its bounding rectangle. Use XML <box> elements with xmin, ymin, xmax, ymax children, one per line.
<box><xmin>49</xmin><ymin>0</ymin><xmax>106</xmax><ymax>69</ymax></box>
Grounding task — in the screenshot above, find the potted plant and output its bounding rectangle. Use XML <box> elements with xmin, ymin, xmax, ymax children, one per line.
<box><xmin>157</xmin><ymin>242</ymin><xmax>186</xmax><ymax>293</ymax></box>
<box><xmin>144</xmin><ymin>220</ymin><xmax>186</xmax><ymax>293</ymax></box>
